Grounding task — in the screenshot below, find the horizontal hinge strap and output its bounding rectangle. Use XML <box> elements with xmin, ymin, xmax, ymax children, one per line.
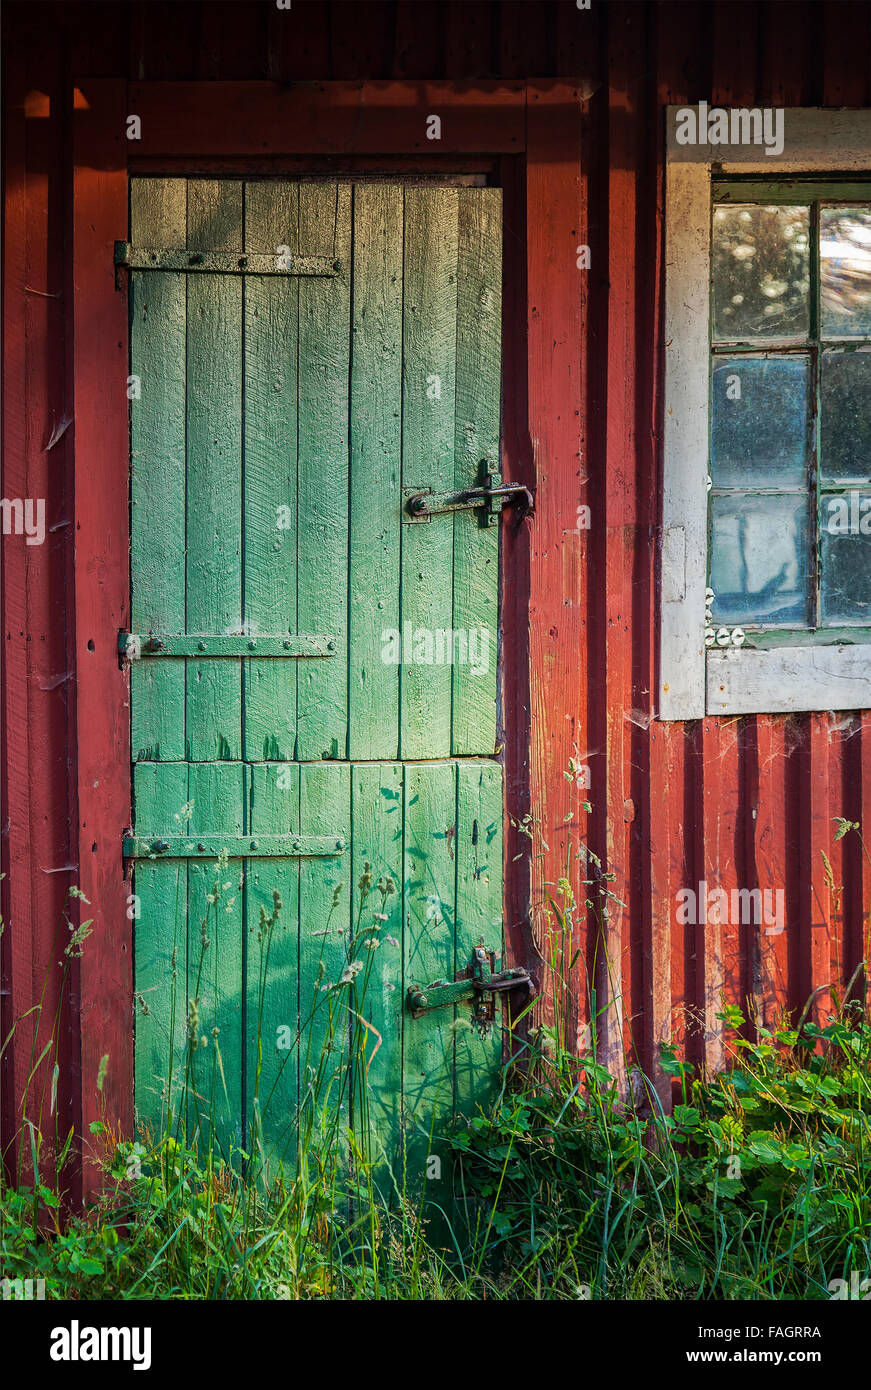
<box><xmin>124</xmin><ymin>834</ymin><xmax>346</xmax><ymax>859</ymax></box>
<box><xmin>119</xmin><ymin>633</ymin><xmax>336</xmax><ymax>658</ymax></box>
<box><xmin>115</xmin><ymin>242</ymin><xmax>339</xmax><ymax>277</ymax></box>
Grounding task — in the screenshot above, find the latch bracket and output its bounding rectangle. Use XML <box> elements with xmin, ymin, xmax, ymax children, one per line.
<box><xmin>404</xmin><ymin>462</ymin><xmax>534</xmax><ymax>527</ymax></box>
<box><xmin>406</xmin><ymin>945</ymin><xmax>535</xmax><ymax>1030</ymax></box>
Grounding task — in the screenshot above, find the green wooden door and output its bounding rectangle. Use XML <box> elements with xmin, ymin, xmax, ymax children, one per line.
<box><xmin>127</xmin><ymin>178</ymin><xmax>504</xmax><ymax>1192</ymax></box>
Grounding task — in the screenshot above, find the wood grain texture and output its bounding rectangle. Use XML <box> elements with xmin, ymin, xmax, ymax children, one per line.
<box><xmin>452</xmin><ymin>189</ymin><xmax>502</xmax><ymax>756</ymax></box>
<box><xmin>185</xmin><ymin>180</ymin><xmax>243</xmax><ymax>763</ymax></box>
<box><xmin>296</xmin><ymin>185</ymin><xmax>351</xmax><ymax>761</ymax></box>
<box><xmin>348</xmin><ymin>185</ymin><xmax>402</xmax><ymax>761</ymax></box>
<box><xmin>243</xmin><ymin>182</ymin><xmax>300</xmax><ymax>763</ymax></box>
<box><xmin>246</xmin><ymin>762</ymin><xmax>301</xmax><ymax>1163</ymax></box>
<box><xmin>130</xmin><ymin>178</ymin><xmax>187</xmax><ymax>763</ymax></box>
<box><xmin>400</xmin><ymin>187</ymin><xmax>458</xmax><ymax>760</ymax></box>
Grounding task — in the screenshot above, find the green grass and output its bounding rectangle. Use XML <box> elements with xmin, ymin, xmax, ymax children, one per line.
<box><xmin>1</xmin><ymin>826</ymin><xmax>870</xmax><ymax>1301</ymax></box>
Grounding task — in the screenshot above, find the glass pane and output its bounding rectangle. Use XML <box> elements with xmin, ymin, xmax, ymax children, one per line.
<box><xmin>820</xmin><ymin>207</ymin><xmax>871</xmax><ymax>337</ymax></box>
<box><xmin>712</xmin><ymin>205</ymin><xmax>810</xmax><ymax>340</ymax></box>
<box><xmin>710</xmin><ymin>494</ymin><xmax>809</xmax><ymax>625</ymax></box>
<box><xmin>820</xmin><ymin>352</ymin><xmax>871</xmax><ymax>483</ymax></box>
<box><xmin>711</xmin><ymin>356</ymin><xmax>809</xmax><ymax>488</ymax></box>
<box><xmin>820</xmin><ymin>490</ymin><xmax>871</xmax><ymax>623</ymax></box>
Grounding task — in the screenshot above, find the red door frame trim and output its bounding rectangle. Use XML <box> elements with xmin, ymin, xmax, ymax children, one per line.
<box><xmin>70</xmin><ymin>78</ymin><xmax>584</xmax><ymax>1174</ymax></box>
<box><xmin>72</xmin><ymin>79</ymin><xmax>132</xmax><ymax>1195</ymax></box>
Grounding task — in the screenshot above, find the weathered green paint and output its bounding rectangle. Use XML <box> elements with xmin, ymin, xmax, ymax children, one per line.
<box><xmin>244</xmin><ymin>180</ymin><xmax>300</xmax><ymax>763</ymax></box>
<box><xmin>130</xmin><ymin>178</ymin><xmax>186</xmax><ymax>764</ymax></box>
<box><xmin>453</xmin><ymin>192</ymin><xmax>502</xmax><ymax>754</ymax></box>
<box><xmin>348</xmin><ymin>185</ymin><xmax>403</xmax><ymax>760</ymax></box>
<box><xmin>130</xmin><ymin>180</ymin><xmax>505</xmax><ymax>1196</ymax></box>
<box><xmin>296</xmin><ymin>185</ymin><xmax>351</xmax><ymax>761</ymax></box>
<box><xmin>185</xmin><ymin>180</ymin><xmax>243</xmax><ymax>763</ymax></box>
<box><xmin>401</xmin><ymin>189</ymin><xmax>459</xmax><ymax>759</ymax></box>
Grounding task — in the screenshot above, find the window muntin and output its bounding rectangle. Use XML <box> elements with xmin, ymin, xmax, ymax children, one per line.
<box><xmin>710</xmin><ymin>182</ymin><xmax>871</xmax><ymax>642</ymax></box>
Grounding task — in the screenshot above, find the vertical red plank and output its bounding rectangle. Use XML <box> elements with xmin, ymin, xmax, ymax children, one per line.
<box><xmin>393</xmin><ymin>1</ymin><xmax>445</xmax><ymax>80</ymax></box>
<box><xmin>822</xmin><ymin>0</ymin><xmax>871</xmax><ymax>106</ymax></box>
<box><xmin>330</xmin><ymin>1</ymin><xmax>395</xmax><ymax>81</ymax></box>
<box><xmin>2</xmin><ymin>13</ymin><xmax>76</xmax><ymax>1184</ymax></box>
<box><xmin>193</xmin><ymin>0</ymin><xmax>268</xmax><ymax>81</ymax></box>
<box><xmin>445</xmin><ymin>0</ymin><xmax>498</xmax><ymax>79</ymax></box>
<box><xmin>648</xmin><ymin>725</ymin><xmax>674</xmax><ymax>1106</ymax></box>
<box><xmin>759</xmin><ymin>0</ymin><xmax>815</xmax><ymax>107</ymax></box>
<box><xmin>601</xmin><ymin>0</ymin><xmax>651</xmax><ymax>1085</ymax></box>
<box><xmin>805</xmin><ymin>717</ymin><xmax>834</xmax><ymax>1024</ymax></box>
<box><xmin>72</xmin><ymin>79</ymin><xmax>132</xmax><ymax>1193</ymax></box>
<box><xmin>525</xmin><ymin>82</ymin><xmax>588</xmax><ymax>1049</ymax></box>
<box><xmin>754</xmin><ymin>718</ymin><xmax>791</xmax><ymax>1029</ymax></box>
<box><xmin>701</xmin><ymin>720</ymin><xmax>728</xmax><ymax>1071</ymax></box>
<box><xmin>1</xmin><ymin>21</ymin><xmax>34</xmax><ymax>1171</ymax></box>
<box><xmin>500</xmin><ymin>1</ymin><xmax>553</xmax><ymax>81</ymax></box>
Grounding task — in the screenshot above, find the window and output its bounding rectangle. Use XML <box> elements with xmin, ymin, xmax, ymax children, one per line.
<box><xmin>660</xmin><ymin>109</ymin><xmax>871</xmax><ymax>718</ymax></box>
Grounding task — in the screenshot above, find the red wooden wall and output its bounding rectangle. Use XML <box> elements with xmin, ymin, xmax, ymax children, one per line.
<box><xmin>3</xmin><ymin>0</ymin><xmax>871</xmax><ymax>1172</ymax></box>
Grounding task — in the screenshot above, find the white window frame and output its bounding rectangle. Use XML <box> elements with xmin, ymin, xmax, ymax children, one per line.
<box><xmin>660</xmin><ymin>107</ymin><xmax>871</xmax><ymax>719</ymax></box>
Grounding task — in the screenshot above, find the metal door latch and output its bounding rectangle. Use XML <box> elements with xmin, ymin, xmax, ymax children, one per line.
<box><xmin>407</xmin><ymin>945</ymin><xmax>536</xmax><ymax>1029</ymax></box>
<box><xmin>404</xmin><ymin>462</ymin><xmax>534</xmax><ymax>526</ymax></box>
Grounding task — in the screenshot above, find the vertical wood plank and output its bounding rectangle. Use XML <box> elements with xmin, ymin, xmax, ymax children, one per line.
<box><xmin>350</xmin><ymin>762</ymin><xmax>404</xmax><ymax>1198</ymax></box>
<box><xmin>525</xmin><ymin>84</ymin><xmax>588</xmax><ymax>1044</ymax></box>
<box><xmin>806</xmin><ymin>716</ymin><xmax>834</xmax><ymax>1024</ymax></box>
<box><xmin>348</xmin><ymin>184</ymin><xmax>403</xmax><ymax>760</ymax></box>
<box><xmin>246</xmin><ymin>762</ymin><xmax>300</xmax><ymax>1165</ymax></box>
<box><xmin>453</xmin><ymin>762</ymin><xmax>503</xmax><ymax>1125</ymax></box>
<box><xmin>400</xmin><ymin>188</ymin><xmax>458</xmax><ymax>760</ymax></box>
<box><xmin>186</xmin><ymin>761</ymin><xmax>245</xmax><ymax>1158</ymax></box>
<box><xmin>401</xmin><ymin>762</ymin><xmax>457</xmax><ymax>1189</ymax></box>
<box><xmin>754</xmin><ymin>718</ymin><xmax>791</xmax><ymax>1030</ymax></box>
<box><xmin>452</xmin><ymin>189</ymin><xmax>502</xmax><ymax>757</ymax></box>
<box><xmin>296</xmin><ymin>184</ymin><xmax>351</xmax><ymax>761</ymax></box>
<box><xmin>130</xmin><ymin>178</ymin><xmax>187</xmax><ymax>762</ymax></box>
<box><xmin>132</xmin><ymin>762</ymin><xmax>189</xmax><ymax>1136</ymax></box>
<box><xmin>243</xmin><ymin>181</ymin><xmax>300</xmax><ymax>763</ymax></box>
<box><xmin>648</xmin><ymin>724</ymin><xmax>675</xmax><ymax>1107</ymax></box>
<box><xmin>297</xmin><ymin>763</ymin><xmax>352</xmax><ymax>1136</ymax></box>
<box><xmin>185</xmin><ymin>180</ymin><xmax>243</xmax><ymax>762</ymax></box>
<box><xmin>2</xmin><ymin>27</ymin><xmax>77</xmax><ymax>1181</ymax></box>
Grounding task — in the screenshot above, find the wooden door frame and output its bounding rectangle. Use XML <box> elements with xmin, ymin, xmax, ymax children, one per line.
<box><xmin>71</xmin><ymin>78</ymin><xmax>586</xmax><ymax>1183</ymax></box>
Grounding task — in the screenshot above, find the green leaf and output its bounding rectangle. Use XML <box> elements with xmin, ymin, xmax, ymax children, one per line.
<box><xmin>674</xmin><ymin>1105</ymin><xmax>701</xmax><ymax>1129</ymax></box>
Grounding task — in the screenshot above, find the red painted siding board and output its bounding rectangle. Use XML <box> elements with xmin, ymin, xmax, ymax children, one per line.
<box><xmin>72</xmin><ymin>79</ymin><xmax>132</xmax><ymax>1189</ymax></box>
<box><xmin>1</xmin><ymin>17</ymin><xmax>76</xmax><ymax>1187</ymax></box>
<box><xmin>525</xmin><ymin>82</ymin><xmax>589</xmax><ymax>1047</ymax></box>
